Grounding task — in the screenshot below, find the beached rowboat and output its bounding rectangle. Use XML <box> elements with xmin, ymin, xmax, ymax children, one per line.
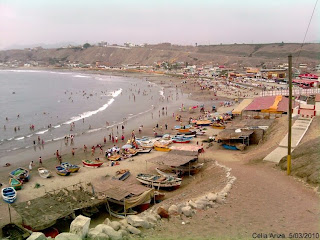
<box><xmin>2</xmin><ymin>187</ymin><xmax>17</xmax><ymax>203</ymax></box>
<box><xmin>112</xmin><ymin>169</ymin><xmax>131</xmax><ymax>181</ymax></box>
<box><xmin>136</xmin><ymin>148</ymin><xmax>152</xmax><ymax>154</ymax></box>
<box><xmin>211</xmin><ymin>124</ymin><xmax>225</xmax><ymax>129</ymax></box>
<box><xmin>38</xmin><ymin>168</ymin><xmax>52</xmax><ymax>178</ymax></box>
<box><xmin>2</xmin><ymin>223</ymin><xmax>31</xmax><ymax>240</ymax></box>
<box><xmin>155</xmin><ymin>168</ymin><xmax>179</xmax><ymax>178</ymax></box>
<box><xmin>171</xmin><ymin>163</ymin><xmax>204</xmax><ymax>175</ymax></box>
<box><xmin>136</xmin><ymin>173</ymin><xmax>182</xmax><ymax>189</ymax></box>
<box><xmin>61</xmin><ymin>162</ymin><xmax>80</xmax><ymax>172</ymax></box>
<box><xmin>153</xmin><ymin>146</ymin><xmax>171</xmax><ymax>152</ymax></box>
<box><xmin>108</xmin><ymin>155</ymin><xmax>121</xmax><ymax>161</ymax></box>
<box><xmin>9</xmin><ymin>178</ymin><xmax>22</xmax><ymax>190</ymax></box>
<box><xmin>55</xmin><ymin>166</ymin><xmax>71</xmax><ymax>176</ymax></box>
<box><xmin>9</xmin><ymin>168</ymin><xmax>30</xmax><ymax>183</ymax></box>
<box><xmin>82</xmin><ymin>159</ymin><xmax>103</xmax><ymax>167</ymax></box>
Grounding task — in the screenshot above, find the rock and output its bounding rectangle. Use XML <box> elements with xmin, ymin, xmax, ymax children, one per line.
<box><xmin>119</xmin><ymin>219</ymin><xmax>128</xmax><ymax>227</ymax></box>
<box><xmin>55</xmin><ymin>233</ymin><xmax>82</xmax><ymax>240</ymax></box>
<box><xmin>156</xmin><ymin>207</ymin><xmax>169</xmax><ymax>218</ymax></box>
<box><xmin>69</xmin><ymin>215</ymin><xmax>91</xmax><ymax>239</ymax></box>
<box><xmin>177</xmin><ymin>204</ymin><xmax>186</xmax><ymax>214</ymax></box>
<box><xmin>87</xmin><ymin>229</ymin><xmax>109</xmax><ymax>240</ymax></box>
<box><xmin>207</xmin><ymin>193</ymin><xmax>217</xmax><ymax>201</ymax></box>
<box><xmin>181</xmin><ymin>206</ymin><xmax>194</xmax><ymax>217</ymax></box>
<box><xmin>194</xmin><ymin>200</ymin><xmax>206</xmax><ymax>210</ymax></box>
<box><xmin>126</xmin><ymin>225</ymin><xmax>141</xmax><ymax>235</ymax></box>
<box><xmin>109</xmin><ymin>221</ymin><xmax>121</xmax><ymax>231</ymax></box>
<box><xmin>94</xmin><ymin>224</ymin><xmax>122</xmax><ymax>240</ymax></box>
<box><xmin>223</xmin><ymin>183</ymin><xmax>232</xmax><ymax>193</ymax></box>
<box><xmin>216</xmin><ymin>194</ymin><xmax>225</xmax><ymax>204</ymax></box>
<box><xmin>27</xmin><ymin>232</ymin><xmax>47</xmax><ymax>240</ymax></box>
<box><xmin>144</xmin><ymin>213</ymin><xmax>158</xmax><ymax>223</ymax></box>
<box><xmin>103</xmin><ymin>218</ymin><xmax>112</xmax><ymax>226</ymax></box>
<box><xmin>168</xmin><ymin>205</ymin><xmax>178</xmax><ymax>215</ymax></box>
<box><xmin>118</xmin><ymin>229</ymin><xmax>128</xmax><ymax>238</ymax></box>
<box><xmin>187</xmin><ymin>200</ymin><xmax>197</xmax><ymax>209</ymax></box>
<box><xmin>127</xmin><ymin>215</ymin><xmax>150</xmax><ymax>229</ymax></box>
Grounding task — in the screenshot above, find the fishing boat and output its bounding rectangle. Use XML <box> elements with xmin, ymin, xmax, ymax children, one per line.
<box><xmin>108</xmin><ymin>155</ymin><xmax>121</xmax><ymax>161</ymax></box>
<box><xmin>112</xmin><ymin>169</ymin><xmax>131</xmax><ymax>181</ymax></box>
<box><xmin>9</xmin><ymin>168</ymin><xmax>30</xmax><ymax>183</ymax></box>
<box><xmin>170</xmin><ymin>163</ymin><xmax>204</xmax><ymax>175</ymax></box>
<box><xmin>155</xmin><ymin>167</ymin><xmax>179</xmax><ymax>177</ymax></box>
<box><xmin>106</xmin><ymin>204</ymin><xmax>138</xmax><ymax>219</ymax></box>
<box><xmin>195</xmin><ymin>120</ymin><xmax>212</xmax><ymax>126</ymax></box>
<box><xmin>153</xmin><ymin>142</ymin><xmax>171</xmax><ymax>152</ymax></box>
<box><xmin>222</xmin><ymin>144</ymin><xmax>238</xmax><ymax>150</ymax></box>
<box><xmin>2</xmin><ymin>187</ymin><xmax>17</xmax><ymax>203</ymax></box>
<box><xmin>9</xmin><ymin>178</ymin><xmax>22</xmax><ymax>190</ymax></box>
<box><xmin>178</xmin><ymin>128</ymin><xmax>191</xmax><ymax>133</ymax></box>
<box><xmin>136</xmin><ymin>148</ymin><xmax>152</xmax><ymax>154</ymax></box>
<box><xmin>38</xmin><ymin>168</ymin><xmax>52</xmax><ymax>178</ymax></box>
<box><xmin>211</xmin><ymin>123</ymin><xmax>225</xmax><ymax>129</ymax></box>
<box><xmin>55</xmin><ymin>166</ymin><xmax>71</xmax><ymax>176</ymax></box>
<box><xmin>173</xmin><ymin>135</ymin><xmax>193</xmax><ymax>140</ymax></box>
<box><xmin>2</xmin><ymin>223</ymin><xmax>31</xmax><ymax>240</ymax></box>
<box><xmin>136</xmin><ymin>173</ymin><xmax>182</xmax><ymax>189</ymax></box>
<box><xmin>172</xmin><ymin>136</ymin><xmax>192</xmax><ymax>143</ymax></box>
<box><xmin>82</xmin><ymin>159</ymin><xmax>104</xmax><ymax>167</ymax></box>
<box><xmin>61</xmin><ymin>162</ymin><xmax>80</xmax><ymax>172</ymax></box>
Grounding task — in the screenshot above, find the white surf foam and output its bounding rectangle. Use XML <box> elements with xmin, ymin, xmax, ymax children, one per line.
<box><xmin>36</xmin><ymin>129</ymin><xmax>49</xmax><ymax>135</ymax></box>
<box><xmin>73</xmin><ymin>74</ymin><xmax>90</xmax><ymax>78</ymax></box>
<box><xmin>15</xmin><ymin>137</ymin><xmax>25</xmax><ymax>140</ymax></box>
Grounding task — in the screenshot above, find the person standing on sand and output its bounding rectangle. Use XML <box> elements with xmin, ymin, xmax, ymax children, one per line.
<box><xmin>72</xmin><ymin>148</ymin><xmax>75</xmax><ymax>156</ymax></box>
<box><xmin>84</xmin><ymin>145</ymin><xmax>87</xmax><ymax>153</ymax></box>
<box><xmin>29</xmin><ymin>161</ymin><xmax>34</xmax><ymax>171</ymax></box>
<box><xmin>115</xmin><ymin>136</ymin><xmax>118</xmax><ymax>143</ymax></box>
<box><xmin>104</xmin><ymin>137</ymin><xmax>107</xmax><ymax>144</ymax></box>
<box><xmin>56</xmin><ymin>150</ymin><xmax>59</xmax><ymax>159</ymax></box>
<box><xmin>91</xmin><ymin>146</ymin><xmax>95</xmax><ymax>156</ymax></box>
<box><xmin>121</xmin><ymin>135</ymin><xmax>124</xmax><ymax>142</ymax></box>
<box><xmin>165</xmin><ymin>123</ymin><xmax>168</xmax><ymax>130</ymax></box>
<box><xmin>39</xmin><ymin>157</ymin><xmax>42</xmax><ymax>167</ymax></box>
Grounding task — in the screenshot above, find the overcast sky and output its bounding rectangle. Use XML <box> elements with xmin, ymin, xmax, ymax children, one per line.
<box><xmin>0</xmin><ymin>0</ymin><xmax>319</xmax><ymax>49</ymax></box>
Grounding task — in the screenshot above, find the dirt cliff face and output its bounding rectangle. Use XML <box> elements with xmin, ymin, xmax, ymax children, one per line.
<box><xmin>0</xmin><ymin>43</ymin><xmax>319</xmax><ymax>67</ymax></box>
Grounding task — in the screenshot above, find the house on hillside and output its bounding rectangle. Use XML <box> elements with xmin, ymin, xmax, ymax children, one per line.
<box><xmin>315</xmin><ymin>94</ymin><xmax>320</xmax><ymax>116</ymax></box>
<box><xmin>260</xmin><ymin>69</ymin><xmax>286</xmax><ymax>80</ymax></box>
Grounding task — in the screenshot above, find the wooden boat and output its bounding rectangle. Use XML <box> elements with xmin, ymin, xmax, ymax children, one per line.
<box><xmin>222</xmin><ymin>144</ymin><xmax>238</xmax><ymax>150</ymax></box>
<box><xmin>178</xmin><ymin>128</ymin><xmax>190</xmax><ymax>133</ymax></box>
<box><xmin>2</xmin><ymin>223</ymin><xmax>31</xmax><ymax>240</ymax></box>
<box><xmin>82</xmin><ymin>159</ymin><xmax>104</xmax><ymax>167</ymax></box>
<box><xmin>136</xmin><ymin>173</ymin><xmax>182</xmax><ymax>189</ymax></box>
<box><xmin>55</xmin><ymin>166</ymin><xmax>71</xmax><ymax>176</ymax></box>
<box><xmin>211</xmin><ymin>123</ymin><xmax>225</xmax><ymax>129</ymax></box>
<box><xmin>9</xmin><ymin>178</ymin><xmax>22</xmax><ymax>190</ymax></box>
<box><xmin>9</xmin><ymin>168</ymin><xmax>30</xmax><ymax>183</ymax></box>
<box><xmin>136</xmin><ymin>148</ymin><xmax>152</xmax><ymax>154</ymax></box>
<box><xmin>2</xmin><ymin>187</ymin><xmax>17</xmax><ymax>203</ymax></box>
<box><xmin>61</xmin><ymin>162</ymin><xmax>80</xmax><ymax>172</ymax></box>
<box><xmin>108</xmin><ymin>155</ymin><xmax>121</xmax><ymax>161</ymax></box>
<box><xmin>112</xmin><ymin>169</ymin><xmax>131</xmax><ymax>181</ymax></box>
<box><xmin>154</xmin><ymin>146</ymin><xmax>171</xmax><ymax>152</ymax></box>
<box><xmin>154</xmin><ymin>191</ymin><xmax>166</xmax><ymax>202</ymax></box>
<box><xmin>125</xmin><ymin>148</ymin><xmax>138</xmax><ymax>156</ymax></box>
<box><xmin>106</xmin><ymin>204</ymin><xmax>138</xmax><ymax>219</ymax></box>
<box><xmin>38</xmin><ymin>168</ymin><xmax>52</xmax><ymax>178</ymax></box>
<box><xmin>173</xmin><ymin>139</ymin><xmax>190</xmax><ymax>143</ymax></box>
<box><xmin>155</xmin><ymin>168</ymin><xmax>179</xmax><ymax>177</ymax></box>
<box><xmin>196</xmin><ymin>120</ymin><xmax>212</xmax><ymax>126</ymax></box>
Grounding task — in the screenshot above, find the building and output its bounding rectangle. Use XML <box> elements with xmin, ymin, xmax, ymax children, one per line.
<box><xmin>315</xmin><ymin>94</ymin><xmax>320</xmax><ymax>116</ymax></box>
<box><xmin>260</xmin><ymin>69</ymin><xmax>286</xmax><ymax>80</ymax></box>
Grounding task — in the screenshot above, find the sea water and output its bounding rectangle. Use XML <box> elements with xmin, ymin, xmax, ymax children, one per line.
<box><xmin>0</xmin><ymin>70</ymin><xmax>162</xmax><ymax>159</ymax></box>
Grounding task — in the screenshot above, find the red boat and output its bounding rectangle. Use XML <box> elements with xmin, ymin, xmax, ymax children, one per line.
<box><xmin>172</xmin><ymin>140</ymin><xmax>191</xmax><ymax>143</ymax></box>
<box><xmin>82</xmin><ymin>160</ymin><xmax>103</xmax><ymax>168</ymax></box>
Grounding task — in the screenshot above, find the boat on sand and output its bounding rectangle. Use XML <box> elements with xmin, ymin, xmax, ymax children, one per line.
<box><xmin>2</xmin><ymin>187</ymin><xmax>17</xmax><ymax>203</ymax></box>
<box><xmin>55</xmin><ymin>166</ymin><xmax>70</xmax><ymax>176</ymax></box>
<box><xmin>136</xmin><ymin>173</ymin><xmax>182</xmax><ymax>189</ymax></box>
<box><xmin>82</xmin><ymin>159</ymin><xmax>104</xmax><ymax>167</ymax></box>
<box><xmin>9</xmin><ymin>178</ymin><xmax>23</xmax><ymax>190</ymax></box>
<box><xmin>61</xmin><ymin>162</ymin><xmax>80</xmax><ymax>172</ymax></box>
<box><xmin>38</xmin><ymin>168</ymin><xmax>52</xmax><ymax>178</ymax></box>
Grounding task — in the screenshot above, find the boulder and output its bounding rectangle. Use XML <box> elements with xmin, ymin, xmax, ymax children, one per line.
<box><xmin>55</xmin><ymin>233</ymin><xmax>82</xmax><ymax>240</ymax></box>
<box><xmin>118</xmin><ymin>229</ymin><xmax>128</xmax><ymax>238</ymax></box>
<box><xmin>181</xmin><ymin>206</ymin><xmax>194</xmax><ymax>217</ymax></box>
<box><xmin>187</xmin><ymin>200</ymin><xmax>197</xmax><ymax>209</ymax></box>
<box><xmin>126</xmin><ymin>225</ymin><xmax>141</xmax><ymax>235</ymax></box>
<box><xmin>69</xmin><ymin>215</ymin><xmax>91</xmax><ymax>239</ymax></box>
<box><xmin>109</xmin><ymin>221</ymin><xmax>121</xmax><ymax>231</ymax></box>
<box><xmin>156</xmin><ymin>207</ymin><xmax>169</xmax><ymax>218</ymax></box>
<box><xmin>26</xmin><ymin>232</ymin><xmax>47</xmax><ymax>240</ymax></box>
<box><xmin>223</xmin><ymin>183</ymin><xmax>232</xmax><ymax>193</ymax></box>
<box><xmin>94</xmin><ymin>224</ymin><xmax>122</xmax><ymax>240</ymax></box>
<box><xmin>103</xmin><ymin>218</ymin><xmax>112</xmax><ymax>226</ymax></box>
<box><xmin>143</xmin><ymin>213</ymin><xmax>158</xmax><ymax>224</ymax></box>
<box><xmin>177</xmin><ymin>203</ymin><xmax>186</xmax><ymax>214</ymax></box>
<box><xmin>216</xmin><ymin>194</ymin><xmax>225</xmax><ymax>204</ymax></box>
<box><xmin>87</xmin><ymin>229</ymin><xmax>109</xmax><ymax>240</ymax></box>
<box><xmin>119</xmin><ymin>219</ymin><xmax>128</xmax><ymax>227</ymax></box>
<box><xmin>207</xmin><ymin>193</ymin><xmax>217</xmax><ymax>201</ymax></box>
<box><xmin>168</xmin><ymin>205</ymin><xmax>179</xmax><ymax>215</ymax></box>
<box><xmin>127</xmin><ymin>215</ymin><xmax>150</xmax><ymax>229</ymax></box>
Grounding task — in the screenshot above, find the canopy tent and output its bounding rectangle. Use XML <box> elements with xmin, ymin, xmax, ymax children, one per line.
<box><xmin>232</xmin><ymin>99</ymin><xmax>253</xmax><ymax>115</ymax></box>
<box><xmin>244</xmin><ymin>96</ymin><xmax>293</xmax><ymax>113</ymax></box>
<box><xmin>147</xmin><ymin>152</ymin><xmax>197</xmax><ymax>167</ymax></box>
<box><xmin>216</xmin><ymin>129</ymin><xmax>254</xmax><ymax>141</ymax></box>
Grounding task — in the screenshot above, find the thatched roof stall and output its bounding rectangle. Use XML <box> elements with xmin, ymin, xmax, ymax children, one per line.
<box><xmin>148</xmin><ymin>152</ymin><xmax>198</xmax><ymax>167</ymax></box>
<box><xmin>216</xmin><ymin>129</ymin><xmax>254</xmax><ymax>149</ymax></box>
<box><xmin>12</xmin><ymin>183</ymin><xmax>102</xmax><ymax>231</ymax></box>
<box><xmin>92</xmin><ymin>179</ymin><xmax>154</xmax><ymax>210</ymax></box>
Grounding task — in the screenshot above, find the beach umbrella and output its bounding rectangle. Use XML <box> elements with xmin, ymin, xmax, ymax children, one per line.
<box><xmin>122</xmin><ymin>144</ymin><xmax>133</xmax><ymax>149</ymax></box>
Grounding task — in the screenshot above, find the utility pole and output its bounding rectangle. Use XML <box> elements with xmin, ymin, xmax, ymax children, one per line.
<box><xmin>287</xmin><ymin>55</ymin><xmax>292</xmax><ymax>175</ymax></box>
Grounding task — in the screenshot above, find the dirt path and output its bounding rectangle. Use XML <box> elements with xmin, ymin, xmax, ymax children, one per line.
<box><xmin>141</xmin><ymin>150</ymin><xmax>320</xmax><ymax>240</ymax></box>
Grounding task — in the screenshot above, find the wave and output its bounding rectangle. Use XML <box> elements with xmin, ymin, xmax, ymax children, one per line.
<box><xmin>15</xmin><ymin>137</ymin><xmax>25</xmax><ymax>140</ymax></box>
<box><xmin>0</xmin><ymin>69</ymin><xmax>45</xmax><ymax>73</ymax></box>
<box><xmin>53</xmin><ymin>125</ymin><xmax>61</xmax><ymax>128</ymax></box>
<box><xmin>26</xmin><ymin>134</ymin><xmax>33</xmax><ymax>138</ymax></box>
<box><xmin>73</xmin><ymin>74</ymin><xmax>91</xmax><ymax>78</ymax></box>
<box><xmin>87</xmin><ymin>128</ymin><xmax>102</xmax><ymax>133</ymax></box>
<box><xmin>36</xmin><ymin>129</ymin><xmax>49</xmax><ymax>135</ymax></box>
<box><xmin>63</xmin><ymin>88</ymin><xmax>122</xmax><ymax>125</ymax></box>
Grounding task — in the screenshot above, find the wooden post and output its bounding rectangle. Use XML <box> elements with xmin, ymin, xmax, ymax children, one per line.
<box><xmin>287</xmin><ymin>55</ymin><xmax>293</xmax><ymax>175</ymax></box>
<box><xmin>8</xmin><ymin>204</ymin><xmax>12</xmax><ymax>223</ymax></box>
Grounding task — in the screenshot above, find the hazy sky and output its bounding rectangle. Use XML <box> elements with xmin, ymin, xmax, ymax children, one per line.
<box><xmin>0</xmin><ymin>0</ymin><xmax>319</xmax><ymax>49</ymax></box>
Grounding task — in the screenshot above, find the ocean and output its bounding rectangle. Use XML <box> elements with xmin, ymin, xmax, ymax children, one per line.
<box><xmin>0</xmin><ymin>70</ymin><xmax>165</xmax><ymax>160</ymax></box>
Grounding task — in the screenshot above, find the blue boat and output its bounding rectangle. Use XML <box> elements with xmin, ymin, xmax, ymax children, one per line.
<box><xmin>55</xmin><ymin>166</ymin><xmax>71</xmax><ymax>176</ymax></box>
<box><xmin>222</xmin><ymin>144</ymin><xmax>238</xmax><ymax>150</ymax></box>
<box><xmin>172</xmin><ymin>135</ymin><xmax>193</xmax><ymax>141</ymax></box>
<box><xmin>9</xmin><ymin>168</ymin><xmax>30</xmax><ymax>183</ymax></box>
<box><xmin>1</xmin><ymin>187</ymin><xmax>17</xmax><ymax>204</ymax></box>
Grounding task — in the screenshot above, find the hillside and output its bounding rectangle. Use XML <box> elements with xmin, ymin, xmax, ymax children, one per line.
<box><xmin>0</xmin><ymin>43</ymin><xmax>319</xmax><ymax>67</ymax></box>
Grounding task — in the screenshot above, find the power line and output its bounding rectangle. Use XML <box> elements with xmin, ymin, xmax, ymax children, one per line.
<box><xmin>294</xmin><ymin>0</ymin><xmax>318</xmax><ymax>66</ymax></box>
